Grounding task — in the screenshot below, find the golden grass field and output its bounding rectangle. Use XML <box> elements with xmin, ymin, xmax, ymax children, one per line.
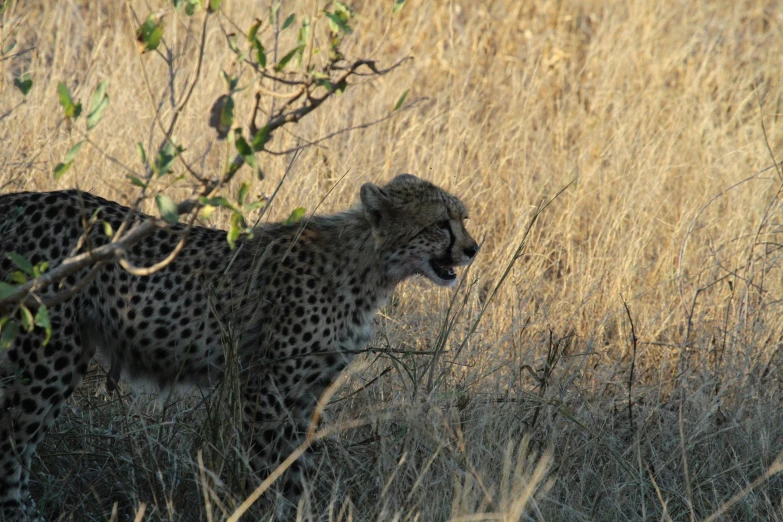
<box><xmin>3</xmin><ymin>0</ymin><xmax>783</xmax><ymax>520</ymax></box>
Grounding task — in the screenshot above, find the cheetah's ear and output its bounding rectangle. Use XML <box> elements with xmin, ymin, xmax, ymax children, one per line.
<box><xmin>360</xmin><ymin>182</ymin><xmax>392</xmax><ymax>229</ymax></box>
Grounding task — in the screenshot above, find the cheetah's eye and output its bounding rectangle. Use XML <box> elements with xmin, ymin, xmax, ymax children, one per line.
<box><xmin>436</xmin><ymin>219</ymin><xmax>450</xmax><ymax>230</ymax></box>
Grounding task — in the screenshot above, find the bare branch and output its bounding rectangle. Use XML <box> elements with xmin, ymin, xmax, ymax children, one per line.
<box><xmin>0</xmin><ymin>200</ymin><xmax>198</xmax><ymax>313</ymax></box>
<box><xmin>265</xmin><ymin>97</ymin><xmax>426</xmax><ymax>156</ymax></box>
<box><xmin>118</xmin><ymin>211</ymin><xmax>200</xmax><ymax>276</ymax></box>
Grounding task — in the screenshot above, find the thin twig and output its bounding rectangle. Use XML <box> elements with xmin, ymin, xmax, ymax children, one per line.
<box><xmin>621</xmin><ymin>296</ymin><xmax>637</xmax><ymax>433</ymax></box>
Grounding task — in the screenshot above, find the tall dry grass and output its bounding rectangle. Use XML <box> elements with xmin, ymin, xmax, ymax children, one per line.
<box><xmin>3</xmin><ymin>0</ymin><xmax>783</xmax><ymax>520</ymax></box>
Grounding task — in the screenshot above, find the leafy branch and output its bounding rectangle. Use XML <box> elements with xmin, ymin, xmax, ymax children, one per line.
<box><xmin>0</xmin><ymin>0</ymin><xmax>413</xmax><ymax>347</ymax></box>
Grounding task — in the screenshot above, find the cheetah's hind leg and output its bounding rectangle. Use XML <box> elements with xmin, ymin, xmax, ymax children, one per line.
<box><xmin>0</xmin><ymin>304</ymin><xmax>91</xmax><ymax>521</ymax></box>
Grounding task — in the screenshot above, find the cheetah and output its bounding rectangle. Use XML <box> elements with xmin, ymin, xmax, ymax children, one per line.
<box><xmin>0</xmin><ymin>174</ymin><xmax>478</xmax><ymax>520</ymax></box>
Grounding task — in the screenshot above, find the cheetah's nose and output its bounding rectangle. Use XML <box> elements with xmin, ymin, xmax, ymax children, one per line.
<box><xmin>464</xmin><ymin>242</ymin><xmax>479</xmax><ymax>259</ymax></box>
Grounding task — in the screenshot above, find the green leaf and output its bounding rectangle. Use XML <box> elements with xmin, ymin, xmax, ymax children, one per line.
<box><xmin>283</xmin><ymin>207</ymin><xmax>305</xmax><ymax>225</ymax></box>
<box><xmin>153</xmin><ymin>141</ymin><xmax>181</xmax><ymax>177</ymax></box>
<box><xmin>13</xmin><ymin>73</ymin><xmax>32</xmax><ymax>96</ymax></box>
<box><xmin>227</xmin><ymin>32</ymin><xmax>239</xmax><ymax>53</ymax></box>
<box><xmin>63</xmin><ymin>141</ymin><xmax>84</xmax><ymax>164</ymax></box>
<box><xmin>393</xmin><ymin>0</ymin><xmax>407</xmax><ymax>14</ymax></box>
<box><xmin>102</xmin><ymin>221</ymin><xmax>114</xmax><ymax>238</ymax></box>
<box><xmin>199</xmin><ymin>195</ymin><xmax>236</xmax><ymax>211</ymax></box>
<box><xmin>269</xmin><ymin>1</ymin><xmax>280</xmax><ymax>25</ymax></box>
<box><xmin>127</xmin><ymin>175</ymin><xmax>147</xmax><ymax>188</ymax></box>
<box><xmin>184</xmin><ymin>0</ymin><xmax>199</xmax><ymax>16</ymax></box>
<box><xmin>0</xmin><ymin>319</ymin><xmax>18</xmax><ymax>350</ymax></box>
<box><xmin>208</xmin><ymin>94</ymin><xmax>234</xmax><ymax>139</ymax></box>
<box><xmin>275</xmin><ymin>45</ymin><xmax>302</xmax><ymax>71</ymax></box>
<box><xmin>2</xmin><ymin>39</ymin><xmax>15</xmax><ymax>55</ymax></box>
<box><xmin>10</xmin><ymin>271</ymin><xmax>26</xmax><ymax>285</ymax></box>
<box><xmin>334</xmin><ymin>1</ymin><xmax>352</xmax><ymax>16</ymax></box>
<box><xmin>136</xmin><ymin>14</ymin><xmax>164</xmax><ymax>53</ymax></box>
<box><xmin>207</xmin><ymin>0</ymin><xmax>221</xmax><ymax>13</ymax></box>
<box><xmin>297</xmin><ymin>17</ymin><xmax>311</xmax><ymax>66</ymax></box>
<box><xmin>248</xmin><ymin>19</ymin><xmax>262</xmax><ymax>42</ymax></box>
<box><xmin>32</xmin><ymin>261</ymin><xmax>48</xmax><ymax>278</ymax></box>
<box><xmin>234</xmin><ymin>134</ymin><xmax>253</xmax><ymax>157</ymax></box>
<box><xmin>281</xmin><ymin>13</ymin><xmax>295</xmax><ymax>30</ymax></box>
<box><xmin>251</xmin><ymin>125</ymin><xmax>270</xmax><ymax>151</ymax></box>
<box><xmin>57</xmin><ymin>82</ymin><xmax>82</xmax><ymax>119</ymax></box>
<box><xmin>57</xmin><ymin>81</ymin><xmax>72</xmax><ymax>110</ymax></box>
<box><xmin>253</xmin><ymin>38</ymin><xmax>267</xmax><ymax>68</ymax></box>
<box><xmin>237</xmin><ymin>182</ymin><xmax>250</xmax><ymax>206</ymax></box>
<box><xmin>315</xmin><ymin>79</ymin><xmax>334</xmax><ymax>92</ymax></box>
<box><xmin>393</xmin><ymin>89</ymin><xmax>409</xmax><ymax>111</ymax></box>
<box><xmin>19</xmin><ymin>305</ymin><xmax>33</xmax><ymax>332</ymax></box>
<box><xmin>87</xmin><ymin>80</ymin><xmax>110</xmax><ymax>130</ymax></box>
<box><xmin>326</xmin><ymin>12</ymin><xmax>352</xmax><ymax>34</ymax></box>
<box><xmin>227</xmin><ymin>212</ymin><xmax>244</xmax><ymax>249</ymax></box>
<box><xmin>219</xmin><ymin>95</ymin><xmax>234</xmax><ymax>131</ymax></box>
<box><xmin>6</xmin><ymin>253</ymin><xmax>34</xmax><ymax>275</ymax></box>
<box><xmin>34</xmin><ymin>304</ymin><xmax>51</xmax><ymax>345</ymax></box>
<box><xmin>137</xmin><ymin>142</ymin><xmax>147</xmax><ymax>166</ymax></box>
<box><xmin>199</xmin><ymin>205</ymin><xmax>215</xmax><ymax>221</ymax></box>
<box><xmin>234</xmin><ymin>134</ymin><xmax>259</xmax><ymax>171</ymax></box>
<box><xmin>0</xmin><ymin>282</ymin><xmax>16</xmax><ymax>300</ymax></box>
<box><xmin>220</xmin><ymin>70</ymin><xmax>239</xmax><ymax>92</ymax></box>
<box><xmin>53</xmin><ymin>162</ymin><xmax>71</xmax><ymax>179</ymax></box>
<box><xmin>155</xmin><ymin>195</ymin><xmax>179</xmax><ymax>225</ymax></box>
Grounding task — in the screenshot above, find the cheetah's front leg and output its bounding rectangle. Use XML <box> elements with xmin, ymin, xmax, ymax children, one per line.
<box><xmin>241</xmin><ymin>372</ymin><xmax>320</xmax><ymax>513</ymax></box>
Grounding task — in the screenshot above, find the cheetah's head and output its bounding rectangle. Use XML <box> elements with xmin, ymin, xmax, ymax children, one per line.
<box><xmin>361</xmin><ymin>174</ymin><xmax>479</xmax><ymax>287</ymax></box>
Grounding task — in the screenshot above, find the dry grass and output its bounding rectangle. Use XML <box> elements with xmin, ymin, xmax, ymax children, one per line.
<box><xmin>3</xmin><ymin>0</ymin><xmax>783</xmax><ymax>520</ymax></box>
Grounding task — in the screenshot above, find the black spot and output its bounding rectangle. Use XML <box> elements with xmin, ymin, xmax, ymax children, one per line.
<box><xmin>54</xmin><ymin>357</ymin><xmax>69</xmax><ymax>371</ymax></box>
<box><xmin>21</xmin><ymin>398</ymin><xmax>37</xmax><ymax>413</ymax></box>
<box><xmin>154</xmin><ymin>326</ymin><xmax>168</xmax><ymax>339</ymax></box>
<box><xmin>43</xmin><ymin>342</ymin><xmax>57</xmax><ymax>357</ymax></box>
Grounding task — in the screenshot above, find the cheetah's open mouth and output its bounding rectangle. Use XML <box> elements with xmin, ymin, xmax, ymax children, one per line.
<box><xmin>429</xmin><ymin>259</ymin><xmax>457</xmax><ymax>281</ymax></box>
